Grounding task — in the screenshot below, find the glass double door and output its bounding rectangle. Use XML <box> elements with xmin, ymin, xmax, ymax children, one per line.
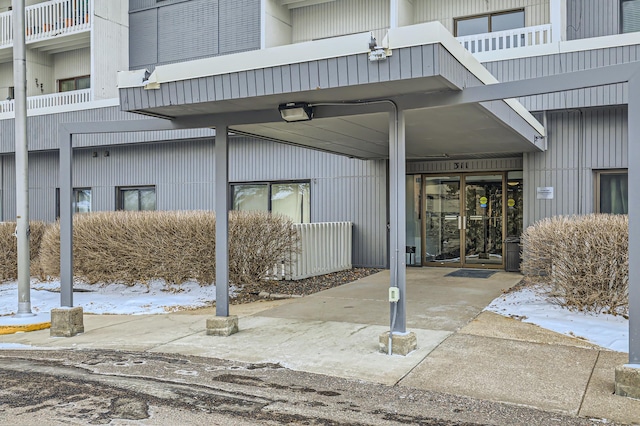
<box><xmin>406</xmin><ymin>173</ymin><xmax>517</xmax><ymax>269</ymax></box>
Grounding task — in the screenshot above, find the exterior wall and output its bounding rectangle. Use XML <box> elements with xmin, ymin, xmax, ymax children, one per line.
<box><xmin>523</xmin><ymin>106</ymin><xmax>628</xmax><ymax>227</ymax></box>
<box><xmin>53</xmin><ymin>48</ymin><xmax>91</xmax><ymax>88</ymax></box>
<box><xmin>413</xmin><ymin>0</ymin><xmax>550</xmax><ymax>34</ymax></box>
<box><xmin>482</xmin><ymin>43</ymin><xmax>640</xmax><ymax>111</ymax></box>
<box><xmin>263</xmin><ymin>0</ymin><xmax>292</xmax><ymax>48</ymax></box>
<box><xmin>129</xmin><ymin>0</ymin><xmax>261</xmax><ymax>71</ymax></box>
<box><xmin>26</xmin><ymin>49</ymin><xmax>54</xmax><ymax>98</ymax></box>
<box><xmin>0</xmin><ymin>137</ymin><xmax>388</xmax><ymax>268</ymax></box>
<box><xmin>291</xmin><ymin>0</ymin><xmax>390</xmax><ymax>44</ymax></box>
<box><xmin>93</xmin><ymin>0</ymin><xmax>129</xmax><ymax>99</ymax></box>
<box><xmin>0</xmin><ymin>106</ymin><xmax>214</xmax><ymax>154</ymax></box>
<box><xmin>566</xmin><ymin>0</ymin><xmax>620</xmax><ymax>41</ymax></box>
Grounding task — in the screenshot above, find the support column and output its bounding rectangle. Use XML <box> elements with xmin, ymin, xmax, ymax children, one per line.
<box><xmin>616</xmin><ymin>73</ymin><xmax>640</xmax><ymax>397</ymax></box>
<box><xmin>380</xmin><ymin>105</ymin><xmax>416</xmax><ymax>356</ymax></box>
<box><xmin>59</xmin><ymin>128</ymin><xmax>73</xmax><ymax>308</ymax></box>
<box><xmin>209</xmin><ymin>124</ymin><xmax>238</xmax><ymax>336</ymax></box>
<box><xmin>53</xmin><ymin>126</ymin><xmax>84</xmax><ymax>337</ymax></box>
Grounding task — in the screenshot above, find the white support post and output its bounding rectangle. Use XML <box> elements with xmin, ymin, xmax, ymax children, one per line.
<box><xmin>550</xmin><ymin>0</ymin><xmax>567</xmax><ymax>43</ymax></box>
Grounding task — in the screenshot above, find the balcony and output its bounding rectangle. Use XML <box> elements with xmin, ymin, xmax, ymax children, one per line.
<box><xmin>0</xmin><ymin>88</ymin><xmax>92</xmax><ymax>117</ymax></box>
<box><xmin>456</xmin><ymin>24</ymin><xmax>553</xmax><ymax>56</ymax></box>
<box><xmin>0</xmin><ymin>0</ymin><xmax>91</xmax><ymax>60</ymax></box>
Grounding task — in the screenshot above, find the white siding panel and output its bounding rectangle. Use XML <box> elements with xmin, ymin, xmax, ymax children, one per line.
<box><xmin>414</xmin><ymin>0</ymin><xmax>550</xmax><ymax>34</ymax></box>
<box><xmin>291</xmin><ymin>0</ymin><xmax>390</xmax><ymax>44</ymax></box>
<box><xmin>93</xmin><ymin>5</ymin><xmax>129</xmax><ymax>100</ymax></box>
<box><xmin>54</xmin><ymin>48</ymin><xmax>91</xmax><ymax>83</ymax></box>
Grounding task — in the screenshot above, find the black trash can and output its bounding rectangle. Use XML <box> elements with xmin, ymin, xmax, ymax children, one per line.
<box><xmin>504</xmin><ymin>237</ymin><xmax>521</xmax><ymax>272</ymax></box>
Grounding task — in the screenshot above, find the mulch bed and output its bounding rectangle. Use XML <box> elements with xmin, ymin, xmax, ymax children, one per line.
<box><xmin>231</xmin><ymin>268</ymin><xmax>382</xmax><ymax>305</ymax></box>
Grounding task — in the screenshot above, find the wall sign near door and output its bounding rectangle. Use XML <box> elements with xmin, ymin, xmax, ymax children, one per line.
<box><xmin>536</xmin><ymin>187</ymin><xmax>554</xmax><ymax>199</ymax></box>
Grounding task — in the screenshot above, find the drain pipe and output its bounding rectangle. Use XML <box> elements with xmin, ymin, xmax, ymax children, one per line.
<box><xmin>311</xmin><ymin>99</ymin><xmax>402</xmax><ymax>355</ymax></box>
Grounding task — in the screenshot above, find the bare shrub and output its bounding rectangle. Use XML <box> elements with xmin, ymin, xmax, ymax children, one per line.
<box><xmin>39</xmin><ymin>210</ymin><xmax>298</xmax><ymax>286</ymax></box>
<box><xmin>0</xmin><ymin>221</ymin><xmax>49</xmax><ymax>282</ymax></box>
<box><xmin>521</xmin><ymin>214</ymin><xmax>628</xmax><ymax>315</ymax></box>
<box><xmin>228</xmin><ymin>211</ymin><xmax>299</xmax><ymax>285</ymax></box>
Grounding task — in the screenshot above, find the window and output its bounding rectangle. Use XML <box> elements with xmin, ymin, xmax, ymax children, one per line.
<box><xmin>118</xmin><ymin>186</ymin><xmax>156</xmax><ymax>211</ymax></box>
<box><xmin>58</xmin><ymin>75</ymin><xmax>90</xmax><ymax>92</ymax></box>
<box><xmin>55</xmin><ymin>188</ymin><xmax>92</xmax><ymax>218</ymax></box>
<box><xmin>622</xmin><ymin>0</ymin><xmax>640</xmax><ymax>33</ymax></box>
<box><xmin>231</xmin><ymin>181</ymin><xmax>310</xmax><ymax>223</ymax></box>
<box><xmin>455</xmin><ymin>10</ymin><xmax>525</xmax><ymax>36</ymax></box>
<box><xmin>596</xmin><ymin>170</ymin><xmax>628</xmax><ymax>214</ymax></box>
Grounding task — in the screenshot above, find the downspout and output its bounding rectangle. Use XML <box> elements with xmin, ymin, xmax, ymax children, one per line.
<box><xmin>577</xmin><ymin>108</ymin><xmax>584</xmax><ymax>215</ymax></box>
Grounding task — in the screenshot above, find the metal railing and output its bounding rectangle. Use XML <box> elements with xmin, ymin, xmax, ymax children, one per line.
<box><xmin>274</xmin><ymin>222</ymin><xmax>353</xmax><ymax>281</ymax></box>
<box><xmin>457</xmin><ymin>24</ymin><xmax>553</xmax><ymax>54</ymax></box>
<box><xmin>0</xmin><ymin>88</ymin><xmax>92</xmax><ymax>114</ymax></box>
<box><xmin>0</xmin><ymin>0</ymin><xmax>92</xmax><ymax>47</ymax></box>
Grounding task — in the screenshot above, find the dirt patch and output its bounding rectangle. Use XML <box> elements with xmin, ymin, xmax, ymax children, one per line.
<box><xmin>231</xmin><ymin>268</ymin><xmax>382</xmax><ymax>305</ymax></box>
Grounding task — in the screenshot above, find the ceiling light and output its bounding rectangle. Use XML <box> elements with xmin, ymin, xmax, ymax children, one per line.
<box><xmin>278</xmin><ymin>102</ymin><xmax>313</xmax><ymax>122</ymax></box>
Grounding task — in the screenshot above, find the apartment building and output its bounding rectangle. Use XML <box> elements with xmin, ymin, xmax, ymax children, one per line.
<box><xmin>1</xmin><ymin>0</ymin><xmax>637</xmax><ymax>271</ymax></box>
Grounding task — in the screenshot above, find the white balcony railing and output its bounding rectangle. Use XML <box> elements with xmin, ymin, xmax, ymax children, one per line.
<box><xmin>457</xmin><ymin>24</ymin><xmax>553</xmax><ymax>55</ymax></box>
<box><xmin>0</xmin><ymin>0</ymin><xmax>92</xmax><ymax>48</ymax></box>
<box><xmin>0</xmin><ymin>89</ymin><xmax>92</xmax><ymax>114</ymax></box>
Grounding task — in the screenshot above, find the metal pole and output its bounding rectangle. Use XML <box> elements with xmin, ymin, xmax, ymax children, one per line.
<box><xmin>215</xmin><ymin>124</ymin><xmax>229</xmax><ymax>317</ymax></box>
<box><xmin>59</xmin><ymin>126</ymin><xmax>73</xmax><ymax>307</ymax></box>
<box><xmin>629</xmin><ymin>74</ymin><xmax>640</xmax><ymax>364</ymax></box>
<box><xmin>13</xmin><ymin>0</ymin><xmax>32</xmax><ymax>317</ymax></box>
<box><xmin>389</xmin><ymin>105</ymin><xmax>407</xmax><ymax>334</ymax></box>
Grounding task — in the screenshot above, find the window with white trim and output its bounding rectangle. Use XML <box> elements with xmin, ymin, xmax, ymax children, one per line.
<box><xmin>231</xmin><ymin>181</ymin><xmax>310</xmax><ymax>223</ymax></box>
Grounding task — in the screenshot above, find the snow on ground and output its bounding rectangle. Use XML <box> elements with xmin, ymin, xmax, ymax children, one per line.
<box><xmin>486</xmin><ymin>286</ymin><xmax>629</xmax><ymax>353</ymax></box>
<box><xmin>0</xmin><ymin>279</ymin><xmax>217</xmax><ymax>316</ymax></box>
<box><xmin>0</xmin><ymin>278</ymin><xmax>629</xmax><ymax>353</ymax></box>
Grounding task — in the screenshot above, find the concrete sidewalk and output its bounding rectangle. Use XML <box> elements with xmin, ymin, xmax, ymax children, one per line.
<box><xmin>1</xmin><ymin>268</ymin><xmax>639</xmax><ymax>425</ymax></box>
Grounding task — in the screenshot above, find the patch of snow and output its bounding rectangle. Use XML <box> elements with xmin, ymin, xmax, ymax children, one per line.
<box><xmin>0</xmin><ymin>279</ymin><xmax>216</xmax><ymax>316</ymax></box>
<box><xmin>486</xmin><ymin>286</ymin><xmax>629</xmax><ymax>353</ymax></box>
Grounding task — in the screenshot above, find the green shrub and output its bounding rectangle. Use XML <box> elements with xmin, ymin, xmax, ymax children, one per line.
<box><xmin>0</xmin><ymin>221</ymin><xmax>49</xmax><ymax>282</ymax></box>
<box><xmin>38</xmin><ymin>210</ymin><xmax>298</xmax><ymax>286</ymax></box>
<box><xmin>521</xmin><ymin>214</ymin><xmax>628</xmax><ymax>315</ymax></box>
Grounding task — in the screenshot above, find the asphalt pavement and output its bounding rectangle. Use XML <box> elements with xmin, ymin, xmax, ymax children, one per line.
<box><xmin>1</xmin><ymin>268</ymin><xmax>639</xmax><ymax>425</ymax></box>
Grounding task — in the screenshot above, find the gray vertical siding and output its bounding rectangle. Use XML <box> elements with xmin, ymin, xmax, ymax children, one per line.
<box><xmin>129</xmin><ymin>0</ymin><xmax>261</xmax><ymax>71</ymax></box>
<box><xmin>566</xmin><ymin>0</ymin><xmax>620</xmax><ymax>41</ymax></box>
<box><xmin>523</xmin><ymin>107</ymin><xmax>627</xmax><ymax>228</ymax></box>
<box><xmin>0</xmin><ymin>106</ymin><xmax>215</xmax><ymax>154</ymax></box>
<box><xmin>129</xmin><ymin>9</ymin><xmax>158</xmax><ymax>69</ymax></box>
<box><xmin>483</xmin><ymin>44</ymin><xmax>640</xmax><ymax>111</ymax></box>
<box><xmin>1</xmin><ymin>137</ymin><xmax>387</xmax><ymax>268</ymax></box>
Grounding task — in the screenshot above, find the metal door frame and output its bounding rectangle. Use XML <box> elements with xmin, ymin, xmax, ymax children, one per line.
<box><xmin>418</xmin><ymin>172</ymin><xmax>507</xmax><ymax>269</ymax></box>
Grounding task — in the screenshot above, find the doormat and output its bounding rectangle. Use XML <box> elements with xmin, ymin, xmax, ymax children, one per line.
<box><xmin>445</xmin><ymin>269</ymin><xmax>497</xmax><ymax>279</ymax></box>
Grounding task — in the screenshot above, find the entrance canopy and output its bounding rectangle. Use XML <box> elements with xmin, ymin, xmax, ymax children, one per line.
<box><xmin>118</xmin><ymin>22</ymin><xmax>545</xmax><ymax>159</ymax></box>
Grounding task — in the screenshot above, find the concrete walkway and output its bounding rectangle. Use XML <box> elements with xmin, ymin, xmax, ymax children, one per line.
<box><xmin>1</xmin><ymin>268</ymin><xmax>639</xmax><ymax>425</ymax></box>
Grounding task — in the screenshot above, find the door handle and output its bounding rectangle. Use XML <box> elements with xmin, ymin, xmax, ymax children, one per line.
<box><xmin>462</xmin><ymin>216</ymin><xmax>466</xmax><ymax>230</ymax></box>
<box><xmin>457</xmin><ymin>216</ymin><xmax>461</xmax><ymax>230</ymax></box>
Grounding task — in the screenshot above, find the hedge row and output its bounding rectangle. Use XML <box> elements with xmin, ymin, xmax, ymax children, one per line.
<box><xmin>1</xmin><ymin>211</ymin><xmax>298</xmax><ymax>285</ymax></box>
<box><xmin>521</xmin><ymin>214</ymin><xmax>628</xmax><ymax>315</ymax></box>
<box><xmin>0</xmin><ymin>221</ymin><xmax>48</xmax><ymax>281</ymax></box>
